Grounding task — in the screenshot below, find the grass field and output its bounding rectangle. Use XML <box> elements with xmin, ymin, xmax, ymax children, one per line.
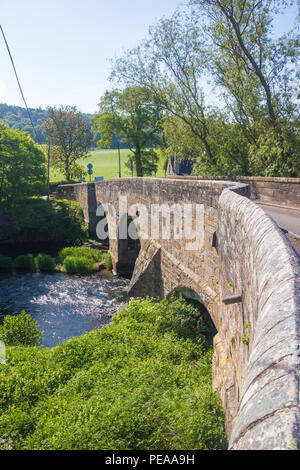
<box><xmin>50</xmin><ymin>148</ymin><xmax>166</xmax><ymax>182</ymax></box>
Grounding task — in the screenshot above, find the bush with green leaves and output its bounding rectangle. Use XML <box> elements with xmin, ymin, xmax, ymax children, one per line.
<box><xmin>63</xmin><ymin>256</ymin><xmax>94</xmax><ymax>274</ymax></box>
<box><xmin>0</xmin><ymin>297</ymin><xmax>226</xmax><ymax>450</ymax></box>
<box><xmin>35</xmin><ymin>254</ymin><xmax>56</xmax><ymax>273</ymax></box>
<box><xmin>1</xmin><ymin>198</ymin><xmax>88</xmax><ymax>247</ymax></box>
<box><xmin>101</xmin><ymin>252</ymin><xmax>113</xmax><ymax>271</ymax></box>
<box><xmin>0</xmin><ymin>124</ymin><xmax>46</xmax><ymax>207</ymax></box>
<box><xmin>59</xmin><ymin>246</ymin><xmax>101</xmax><ymax>264</ymax></box>
<box><xmin>14</xmin><ymin>254</ymin><xmax>35</xmax><ymax>272</ymax></box>
<box><xmin>0</xmin><ymin>256</ymin><xmax>13</xmax><ymax>271</ymax></box>
<box><xmin>0</xmin><ymin>311</ymin><xmax>44</xmax><ymax>347</ymax></box>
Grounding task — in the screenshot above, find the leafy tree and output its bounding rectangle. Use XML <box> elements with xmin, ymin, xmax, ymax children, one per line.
<box><xmin>93</xmin><ymin>88</ymin><xmax>162</xmax><ymax>177</ymax></box>
<box><xmin>190</xmin><ymin>0</ymin><xmax>300</xmax><ymax>175</ymax></box>
<box><xmin>43</xmin><ymin>106</ymin><xmax>93</xmax><ymax>182</ymax></box>
<box><xmin>111</xmin><ymin>2</ymin><xmax>299</xmax><ymax>177</ymax></box>
<box><xmin>0</xmin><ymin>103</ymin><xmax>128</xmax><ymax>149</ymax></box>
<box><xmin>0</xmin><ymin>104</ymin><xmax>48</xmax><ymax>143</ymax></box>
<box><xmin>162</xmin><ymin>113</ymin><xmax>251</xmax><ymax>175</ymax></box>
<box><xmin>111</xmin><ymin>11</ymin><xmax>221</xmax><ymax>172</ymax></box>
<box><xmin>0</xmin><ymin>124</ymin><xmax>46</xmax><ymax>207</ymax></box>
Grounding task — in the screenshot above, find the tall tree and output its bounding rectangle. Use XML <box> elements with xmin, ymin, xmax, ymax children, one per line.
<box><xmin>190</xmin><ymin>0</ymin><xmax>300</xmax><ymax>175</ymax></box>
<box><xmin>43</xmin><ymin>106</ymin><xmax>92</xmax><ymax>182</ymax></box>
<box><xmin>111</xmin><ymin>11</ymin><xmax>219</xmax><ymax>173</ymax></box>
<box><xmin>0</xmin><ymin>124</ymin><xmax>46</xmax><ymax>207</ymax></box>
<box><xmin>93</xmin><ymin>87</ymin><xmax>162</xmax><ymax>177</ymax></box>
<box><xmin>111</xmin><ymin>2</ymin><xmax>299</xmax><ymax>176</ymax></box>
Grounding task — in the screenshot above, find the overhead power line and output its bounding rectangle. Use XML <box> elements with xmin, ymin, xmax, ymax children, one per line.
<box><xmin>0</xmin><ymin>23</ymin><xmax>39</xmax><ymax>142</ymax></box>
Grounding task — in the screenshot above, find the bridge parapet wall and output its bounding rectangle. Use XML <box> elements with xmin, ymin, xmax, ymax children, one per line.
<box><xmin>166</xmin><ymin>175</ymin><xmax>300</xmax><ymax>207</ymax></box>
<box><xmin>218</xmin><ymin>187</ymin><xmax>300</xmax><ymax>449</ymax></box>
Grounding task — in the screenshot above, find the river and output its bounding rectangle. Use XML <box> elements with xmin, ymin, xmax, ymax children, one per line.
<box><xmin>0</xmin><ymin>271</ymin><xmax>130</xmax><ymax>348</ymax></box>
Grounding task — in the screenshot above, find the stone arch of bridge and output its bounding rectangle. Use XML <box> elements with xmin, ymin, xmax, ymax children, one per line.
<box><xmin>166</xmin><ymin>285</ymin><xmax>218</xmax><ymax>344</ymax></box>
<box><xmin>95</xmin><ymin>203</ymin><xmax>109</xmax><ymax>247</ymax></box>
<box><xmin>116</xmin><ymin>213</ymin><xmax>141</xmax><ymax>276</ymax></box>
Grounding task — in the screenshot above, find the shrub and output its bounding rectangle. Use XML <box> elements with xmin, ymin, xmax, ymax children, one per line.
<box><xmin>0</xmin><ymin>311</ymin><xmax>44</xmax><ymax>346</ymax></box>
<box><xmin>0</xmin><ymin>297</ymin><xmax>226</xmax><ymax>450</ymax></box>
<box><xmin>59</xmin><ymin>246</ymin><xmax>101</xmax><ymax>263</ymax></box>
<box><xmin>63</xmin><ymin>256</ymin><xmax>94</xmax><ymax>274</ymax></box>
<box><xmin>155</xmin><ymin>296</ymin><xmax>216</xmax><ymax>345</ymax></box>
<box><xmin>14</xmin><ymin>254</ymin><xmax>35</xmax><ymax>272</ymax></box>
<box><xmin>1</xmin><ymin>198</ymin><xmax>88</xmax><ymax>247</ymax></box>
<box><xmin>0</xmin><ymin>256</ymin><xmax>13</xmax><ymax>271</ymax></box>
<box><xmin>0</xmin><ymin>124</ymin><xmax>46</xmax><ymax>207</ymax></box>
<box><xmin>102</xmin><ymin>252</ymin><xmax>113</xmax><ymax>271</ymax></box>
<box><xmin>35</xmin><ymin>254</ymin><xmax>56</xmax><ymax>273</ymax></box>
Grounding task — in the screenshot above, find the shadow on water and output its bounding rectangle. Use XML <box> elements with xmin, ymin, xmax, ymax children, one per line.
<box><xmin>0</xmin><ymin>271</ymin><xmax>130</xmax><ymax>348</ymax></box>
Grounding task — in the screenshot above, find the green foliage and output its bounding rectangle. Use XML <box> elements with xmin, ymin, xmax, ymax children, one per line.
<box><xmin>0</xmin><ymin>103</ymin><xmax>48</xmax><ymax>143</ymax></box>
<box><xmin>0</xmin><ymin>312</ymin><xmax>44</xmax><ymax>347</ymax></box>
<box><xmin>35</xmin><ymin>254</ymin><xmax>56</xmax><ymax>273</ymax></box>
<box><xmin>59</xmin><ymin>246</ymin><xmax>101</xmax><ymax>264</ymax></box>
<box><xmin>0</xmin><ymin>256</ymin><xmax>13</xmax><ymax>271</ymax></box>
<box><xmin>101</xmin><ymin>252</ymin><xmax>113</xmax><ymax>271</ymax></box>
<box><xmin>59</xmin><ymin>246</ymin><xmax>111</xmax><ymax>274</ymax></box>
<box><xmin>43</xmin><ymin>106</ymin><xmax>93</xmax><ymax>182</ymax></box>
<box><xmin>14</xmin><ymin>254</ymin><xmax>35</xmax><ymax>272</ymax></box>
<box><xmin>0</xmin><ymin>124</ymin><xmax>46</xmax><ymax>207</ymax></box>
<box><xmin>1</xmin><ymin>198</ymin><xmax>88</xmax><ymax>246</ymax></box>
<box><xmin>242</xmin><ymin>323</ymin><xmax>251</xmax><ymax>346</ymax></box>
<box><xmin>0</xmin><ymin>103</ymin><xmax>124</xmax><ymax>149</ymax></box>
<box><xmin>0</xmin><ymin>297</ymin><xmax>226</xmax><ymax>450</ymax></box>
<box><xmin>93</xmin><ymin>88</ymin><xmax>162</xmax><ymax>177</ymax></box>
<box><xmin>63</xmin><ymin>256</ymin><xmax>94</xmax><ymax>274</ymax></box>
<box><xmin>111</xmin><ymin>3</ymin><xmax>299</xmax><ymax>177</ymax></box>
<box><xmin>151</xmin><ymin>296</ymin><xmax>213</xmax><ymax>344</ymax></box>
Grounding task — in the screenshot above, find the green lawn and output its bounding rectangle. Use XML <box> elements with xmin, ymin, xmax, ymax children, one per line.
<box><xmin>50</xmin><ymin>148</ymin><xmax>166</xmax><ymax>182</ymax></box>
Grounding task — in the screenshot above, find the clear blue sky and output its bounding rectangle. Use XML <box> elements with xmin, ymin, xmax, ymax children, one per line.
<box><xmin>0</xmin><ymin>0</ymin><xmax>298</xmax><ymax>114</ymax></box>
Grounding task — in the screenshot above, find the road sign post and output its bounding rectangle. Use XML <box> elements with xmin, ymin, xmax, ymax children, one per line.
<box><xmin>87</xmin><ymin>163</ymin><xmax>93</xmax><ymax>182</ymax></box>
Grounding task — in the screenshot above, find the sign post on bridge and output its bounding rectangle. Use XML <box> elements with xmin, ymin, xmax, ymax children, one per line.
<box><xmin>87</xmin><ymin>163</ymin><xmax>93</xmax><ymax>182</ymax></box>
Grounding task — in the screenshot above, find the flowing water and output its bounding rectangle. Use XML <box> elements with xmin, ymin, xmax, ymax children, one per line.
<box><xmin>0</xmin><ymin>271</ymin><xmax>130</xmax><ymax>347</ymax></box>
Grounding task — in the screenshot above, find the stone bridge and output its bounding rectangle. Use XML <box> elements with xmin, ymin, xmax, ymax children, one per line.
<box><xmin>56</xmin><ymin>178</ymin><xmax>300</xmax><ymax>450</ymax></box>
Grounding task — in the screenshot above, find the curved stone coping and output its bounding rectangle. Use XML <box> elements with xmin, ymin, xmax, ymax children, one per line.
<box><xmin>59</xmin><ymin>177</ymin><xmax>248</xmax><ymax>189</ymax></box>
<box><xmin>166</xmin><ymin>175</ymin><xmax>300</xmax><ymax>207</ymax></box>
<box><xmin>166</xmin><ymin>175</ymin><xmax>300</xmax><ymax>184</ymax></box>
<box><xmin>220</xmin><ymin>187</ymin><xmax>300</xmax><ymax>450</ymax></box>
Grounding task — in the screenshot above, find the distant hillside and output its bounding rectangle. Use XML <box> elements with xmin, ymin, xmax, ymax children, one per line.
<box><xmin>0</xmin><ymin>103</ymin><xmax>128</xmax><ymax>148</ymax></box>
<box><xmin>0</xmin><ymin>103</ymin><xmax>48</xmax><ymax>143</ymax></box>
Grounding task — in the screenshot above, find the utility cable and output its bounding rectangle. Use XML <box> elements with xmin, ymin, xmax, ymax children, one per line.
<box><xmin>0</xmin><ymin>23</ymin><xmax>39</xmax><ymax>142</ymax></box>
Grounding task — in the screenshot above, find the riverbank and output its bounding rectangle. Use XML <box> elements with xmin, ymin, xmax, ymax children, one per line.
<box><xmin>0</xmin><ymin>296</ymin><xmax>226</xmax><ymax>450</ymax></box>
<box><xmin>0</xmin><ymin>271</ymin><xmax>129</xmax><ymax>347</ymax></box>
<box><xmin>0</xmin><ymin>198</ymin><xmax>88</xmax><ymax>251</ymax></box>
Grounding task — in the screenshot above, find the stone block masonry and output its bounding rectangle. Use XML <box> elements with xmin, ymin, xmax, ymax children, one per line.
<box><xmin>165</xmin><ymin>175</ymin><xmax>300</xmax><ymax>208</ymax></box>
<box><xmin>56</xmin><ymin>178</ymin><xmax>300</xmax><ymax>450</ymax></box>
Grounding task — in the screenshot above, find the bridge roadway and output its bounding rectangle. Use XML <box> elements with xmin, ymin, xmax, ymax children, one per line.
<box><xmin>256</xmin><ymin>202</ymin><xmax>300</xmax><ymax>255</ymax></box>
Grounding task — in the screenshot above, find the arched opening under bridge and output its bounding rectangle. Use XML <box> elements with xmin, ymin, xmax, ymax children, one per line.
<box><xmin>117</xmin><ymin>214</ymin><xmax>141</xmax><ymax>276</ymax></box>
<box><xmin>167</xmin><ymin>287</ymin><xmax>217</xmax><ymax>346</ymax></box>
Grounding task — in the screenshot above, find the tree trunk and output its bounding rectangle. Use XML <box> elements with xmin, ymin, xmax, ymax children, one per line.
<box><xmin>65</xmin><ymin>157</ymin><xmax>71</xmax><ymax>182</ymax></box>
<box><xmin>135</xmin><ymin>146</ymin><xmax>143</xmax><ymax>177</ymax></box>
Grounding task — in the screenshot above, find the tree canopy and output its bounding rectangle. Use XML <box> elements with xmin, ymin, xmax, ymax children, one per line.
<box><xmin>93</xmin><ymin>87</ymin><xmax>162</xmax><ymax>177</ymax></box>
<box><xmin>0</xmin><ymin>124</ymin><xmax>46</xmax><ymax>207</ymax></box>
<box><xmin>110</xmin><ymin>0</ymin><xmax>300</xmax><ymax>177</ymax></box>
<box><xmin>43</xmin><ymin>106</ymin><xmax>93</xmax><ymax>182</ymax></box>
